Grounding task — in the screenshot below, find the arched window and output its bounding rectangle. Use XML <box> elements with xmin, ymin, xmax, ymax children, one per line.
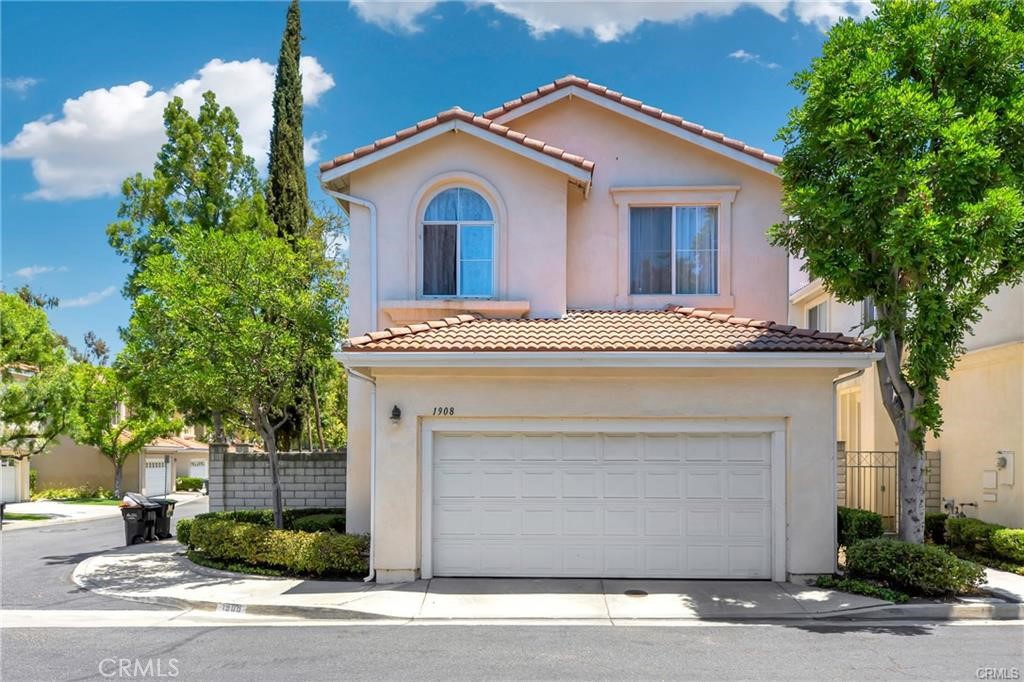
<box><xmin>422</xmin><ymin>187</ymin><xmax>494</xmax><ymax>297</ymax></box>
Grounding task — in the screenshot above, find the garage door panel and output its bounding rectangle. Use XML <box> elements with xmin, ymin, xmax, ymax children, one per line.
<box><xmin>431</xmin><ymin>429</ymin><xmax>773</xmax><ymax>579</ymax></box>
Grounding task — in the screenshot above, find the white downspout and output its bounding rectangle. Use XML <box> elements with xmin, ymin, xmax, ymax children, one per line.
<box><xmin>321</xmin><ymin>184</ymin><xmax>379</xmax><ymax>329</ymax></box>
<box><xmin>322</xmin><ymin>181</ymin><xmax>380</xmax><ymax>582</ymax></box>
<box><xmin>346</xmin><ymin>367</ymin><xmax>377</xmax><ymax>582</ymax></box>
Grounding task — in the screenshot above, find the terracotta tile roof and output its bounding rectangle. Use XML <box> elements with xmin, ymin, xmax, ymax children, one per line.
<box><xmin>148</xmin><ymin>435</ymin><xmax>207</xmax><ymax>450</ymax></box>
<box><xmin>319</xmin><ymin>107</ymin><xmax>596</xmax><ymax>177</ymax></box>
<box><xmin>345</xmin><ymin>308</ymin><xmax>869</xmax><ymax>353</ymax></box>
<box><xmin>484</xmin><ymin>75</ymin><xmax>782</xmax><ymax>167</ymax></box>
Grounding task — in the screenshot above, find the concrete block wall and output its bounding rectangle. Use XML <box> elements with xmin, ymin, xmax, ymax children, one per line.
<box><xmin>924</xmin><ymin>450</ymin><xmax>942</xmax><ymax>514</ymax></box>
<box><xmin>208</xmin><ymin>444</ymin><xmax>346</xmax><ymax>512</ymax></box>
<box><xmin>836</xmin><ymin>442</ymin><xmax>847</xmax><ymax>507</ymax></box>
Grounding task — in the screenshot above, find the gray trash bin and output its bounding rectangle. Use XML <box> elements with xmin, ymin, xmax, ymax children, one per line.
<box><xmin>121</xmin><ymin>492</ymin><xmax>160</xmax><ymax>545</ymax></box>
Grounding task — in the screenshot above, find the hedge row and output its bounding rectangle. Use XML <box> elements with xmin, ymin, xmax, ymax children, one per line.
<box><xmin>191</xmin><ymin>507</ymin><xmax>346</xmax><ymax>530</ymax></box>
<box><xmin>178</xmin><ymin>516</ymin><xmax>368</xmax><ymax>578</ymax></box>
<box><xmin>946</xmin><ymin>518</ymin><xmax>1024</xmax><ymax>564</ymax></box>
<box><xmin>837</xmin><ymin>506</ymin><xmax>884</xmax><ymax>549</ymax></box>
<box><xmin>846</xmin><ymin>538</ymin><xmax>986</xmax><ymax>596</ymax></box>
<box><xmin>175</xmin><ymin>476</ymin><xmax>204</xmax><ymax>492</ymax></box>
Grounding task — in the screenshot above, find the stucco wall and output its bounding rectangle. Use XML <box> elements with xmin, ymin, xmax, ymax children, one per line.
<box><xmin>31</xmin><ymin>436</ymin><xmax>139</xmax><ymax>492</ymax></box>
<box><xmin>932</xmin><ymin>342</ymin><xmax>1023</xmax><ymax>527</ymax></box>
<box><xmin>511</xmin><ymin>97</ymin><xmax>788</xmax><ymax>321</ymax></box>
<box><xmin>366</xmin><ymin>366</ymin><xmax>842</xmax><ymax>581</ymax></box>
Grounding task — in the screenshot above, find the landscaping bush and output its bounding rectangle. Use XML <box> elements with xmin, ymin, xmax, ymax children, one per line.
<box><xmin>175</xmin><ymin>476</ymin><xmax>204</xmax><ymax>492</ymax></box>
<box><xmin>32</xmin><ymin>485</ymin><xmax>113</xmax><ymax>501</ymax></box>
<box><xmin>925</xmin><ymin>512</ymin><xmax>948</xmax><ymax>545</ymax></box>
<box><xmin>991</xmin><ymin>528</ymin><xmax>1024</xmax><ymax>563</ymax></box>
<box><xmin>186</xmin><ymin>516</ymin><xmax>368</xmax><ymax>578</ymax></box>
<box><xmin>176</xmin><ymin>518</ymin><xmax>193</xmax><ymax>547</ymax></box>
<box><xmin>291</xmin><ymin>513</ymin><xmax>346</xmax><ymax>533</ymax></box>
<box><xmin>29</xmin><ymin>470</ymin><xmax>38</xmax><ymax>493</ymax></box>
<box><xmin>815</xmin><ymin>575</ymin><xmax>909</xmax><ymax>603</ymax></box>
<box><xmin>837</xmin><ymin>506</ymin><xmax>884</xmax><ymax>549</ymax></box>
<box><xmin>946</xmin><ymin>517</ymin><xmax>1003</xmax><ymax>554</ymax></box>
<box><xmin>194</xmin><ymin>507</ymin><xmax>346</xmax><ymax>530</ymax></box>
<box><xmin>846</xmin><ymin>538</ymin><xmax>986</xmax><ymax>596</ymax></box>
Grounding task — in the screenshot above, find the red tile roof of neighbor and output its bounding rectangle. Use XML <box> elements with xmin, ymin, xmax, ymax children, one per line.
<box><xmin>318</xmin><ymin>107</ymin><xmax>596</xmax><ymax>176</ymax></box>
<box><xmin>344</xmin><ymin>308</ymin><xmax>870</xmax><ymax>353</ymax></box>
<box><xmin>484</xmin><ymin>75</ymin><xmax>783</xmax><ymax>167</ymax></box>
<box><xmin>148</xmin><ymin>435</ymin><xmax>207</xmax><ymax>450</ymax></box>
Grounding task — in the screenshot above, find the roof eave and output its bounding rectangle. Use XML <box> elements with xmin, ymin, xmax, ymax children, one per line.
<box><xmin>319</xmin><ymin>119</ymin><xmax>593</xmax><ymax>191</ymax></box>
<box><xmin>336</xmin><ymin>350</ymin><xmax>881</xmax><ymax>370</ymax></box>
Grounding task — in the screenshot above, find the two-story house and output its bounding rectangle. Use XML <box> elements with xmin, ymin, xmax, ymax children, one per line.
<box><xmin>321</xmin><ymin>76</ymin><xmax>876</xmax><ymax>584</ymax></box>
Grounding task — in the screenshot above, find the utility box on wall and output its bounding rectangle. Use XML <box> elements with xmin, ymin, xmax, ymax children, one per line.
<box><xmin>996</xmin><ymin>450</ymin><xmax>1015</xmax><ymax>487</ymax></box>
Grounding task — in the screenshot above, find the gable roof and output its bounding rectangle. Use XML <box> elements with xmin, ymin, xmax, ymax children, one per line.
<box><xmin>344</xmin><ymin>308</ymin><xmax>869</xmax><ymax>353</ymax></box>
<box><xmin>485</xmin><ymin>75</ymin><xmax>782</xmax><ymax>174</ymax></box>
<box><xmin>319</xmin><ymin>106</ymin><xmax>595</xmax><ymax>189</ymax></box>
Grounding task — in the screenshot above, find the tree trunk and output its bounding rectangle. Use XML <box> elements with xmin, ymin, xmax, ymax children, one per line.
<box><xmin>113</xmin><ymin>462</ymin><xmax>124</xmax><ymax>499</ymax></box>
<box><xmin>254</xmin><ymin>404</ymin><xmax>285</xmax><ymax>529</ymax></box>
<box><xmin>212</xmin><ymin>411</ymin><xmax>226</xmax><ymax>445</ymax></box>
<box><xmin>875</xmin><ymin>333</ymin><xmax>926</xmax><ymax>543</ymax></box>
<box><xmin>310</xmin><ymin>370</ymin><xmax>326</xmax><ymax>451</ymax></box>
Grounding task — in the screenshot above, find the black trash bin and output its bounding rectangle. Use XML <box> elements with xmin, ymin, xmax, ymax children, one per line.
<box><xmin>153</xmin><ymin>498</ymin><xmax>176</xmax><ymax>539</ymax></box>
<box><xmin>121</xmin><ymin>493</ymin><xmax>160</xmax><ymax>545</ymax></box>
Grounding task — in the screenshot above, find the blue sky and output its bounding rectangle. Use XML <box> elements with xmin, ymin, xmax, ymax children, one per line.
<box><xmin>1</xmin><ymin>1</ymin><xmax>869</xmax><ymax>354</ymax></box>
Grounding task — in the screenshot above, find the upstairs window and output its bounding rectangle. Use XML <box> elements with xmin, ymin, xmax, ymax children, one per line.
<box><xmin>807</xmin><ymin>301</ymin><xmax>828</xmax><ymax>331</ymax></box>
<box><xmin>629</xmin><ymin>206</ymin><xmax>718</xmax><ymax>295</ymax></box>
<box><xmin>422</xmin><ymin>187</ymin><xmax>494</xmax><ymax>298</ymax></box>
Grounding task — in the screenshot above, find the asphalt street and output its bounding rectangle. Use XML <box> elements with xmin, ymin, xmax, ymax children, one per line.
<box><xmin>2</xmin><ymin>500</ymin><xmax>1022</xmax><ymax>682</ymax></box>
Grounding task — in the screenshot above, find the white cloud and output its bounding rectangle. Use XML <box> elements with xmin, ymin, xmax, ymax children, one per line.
<box><xmin>61</xmin><ymin>286</ymin><xmax>117</xmax><ymax>309</ymax></box>
<box><xmin>2</xmin><ymin>56</ymin><xmax>335</xmax><ymax>201</ymax></box>
<box><xmin>351</xmin><ymin>1</ymin><xmax>873</xmax><ymax>40</ymax></box>
<box><xmin>9</xmin><ymin>265</ymin><xmax>68</xmax><ymax>281</ymax></box>
<box><xmin>3</xmin><ymin>77</ymin><xmax>41</xmax><ymax>96</ymax></box>
<box><xmin>728</xmin><ymin>48</ymin><xmax>780</xmax><ymax>69</ymax></box>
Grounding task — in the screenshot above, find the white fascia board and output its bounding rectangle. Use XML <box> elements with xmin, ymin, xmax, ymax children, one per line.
<box><xmin>789</xmin><ymin>279</ymin><xmax>827</xmax><ymax>305</ymax></box>
<box><xmin>339</xmin><ymin>351</ymin><xmax>882</xmax><ymax>370</ymax></box>
<box><xmin>493</xmin><ymin>86</ymin><xmax>779</xmax><ymax>177</ymax></box>
<box><xmin>319</xmin><ymin>120</ymin><xmax>593</xmax><ymax>187</ymax></box>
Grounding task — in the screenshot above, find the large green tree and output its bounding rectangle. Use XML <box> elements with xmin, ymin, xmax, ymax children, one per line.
<box><xmin>769</xmin><ymin>0</ymin><xmax>1024</xmax><ymax>542</ymax></box>
<box><xmin>122</xmin><ymin>225</ymin><xmax>344</xmax><ymax>527</ymax></box>
<box><xmin>69</xmin><ymin>363</ymin><xmax>180</xmax><ymax>498</ymax></box>
<box><xmin>0</xmin><ymin>292</ymin><xmax>75</xmax><ymax>459</ymax></box>
<box><xmin>266</xmin><ymin>0</ymin><xmax>309</xmax><ymax>242</ymax></box>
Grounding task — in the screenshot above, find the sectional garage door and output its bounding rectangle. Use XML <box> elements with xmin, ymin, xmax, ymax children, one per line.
<box><xmin>430</xmin><ymin>428</ymin><xmax>775</xmax><ymax>579</ymax></box>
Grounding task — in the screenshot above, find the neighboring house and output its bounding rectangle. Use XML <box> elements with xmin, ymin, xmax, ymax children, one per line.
<box><xmin>323</xmin><ymin>75</ymin><xmax>875</xmax><ymax>583</ymax></box>
<box><xmin>790</xmin><ymin>270</ymin><xmax>1023</xmax><ymax>528</ymax></box>
<box><xmin>1</xmin><ymin>363</ymin><xmax>43</xmax><ymax>502</ymax></box>
<box><xmin>32</xmin><ymin>426</ymin><xmax>210</xmax><ymax>497</ymax></box>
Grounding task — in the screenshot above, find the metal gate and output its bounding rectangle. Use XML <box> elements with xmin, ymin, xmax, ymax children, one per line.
<box><xmin>845</xmin><ymin>450</ymin><xmax>899</xmax><ymax>532</ymax></box>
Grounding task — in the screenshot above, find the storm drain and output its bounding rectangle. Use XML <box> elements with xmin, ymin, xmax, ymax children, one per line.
<box><xmin>624</xmin><ymin>589</ymin><xmax>648</xmax><ymax>598</ymax></box>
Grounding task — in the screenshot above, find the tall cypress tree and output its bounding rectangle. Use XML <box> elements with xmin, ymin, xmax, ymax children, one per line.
<box><xmin>266</xmin><ymin>0</ymin><xmax>309</xmax><ymax>241</ymax></box>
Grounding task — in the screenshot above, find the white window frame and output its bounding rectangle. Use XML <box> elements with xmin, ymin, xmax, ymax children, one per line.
<box><xmin>806</xmin><ymin>299</ymin><xmax>829</xmax><ymax>331</ymax></box>
<box><xmin>628</xmin><ymin>205</ymin><xmax>720</xmax><ymax>296</ymax></box>
<box><xmin>420</xmin><ymin>218</ymin><xmax>495</xmax><ymax>299</ymax></box>
<box><xmin>611</xmin><ymin>186</ymin><xmax>738</xmax><ymax>309</ymax></box>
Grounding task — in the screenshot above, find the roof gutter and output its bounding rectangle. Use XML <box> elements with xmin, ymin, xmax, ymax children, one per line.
<box><xmin>321</xmin><ymin>184</ymin><xmax>379</xmax><ymax>329</ymax></box>
<box><xmin>339</xmin><ymin>351</ymin><xmax>882</xmax><ymax>370</ymax></box>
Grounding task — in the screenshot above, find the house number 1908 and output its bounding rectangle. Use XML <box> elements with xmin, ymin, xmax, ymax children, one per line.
<box><xmin>432</xmin><ymin>407</ymin><xmax>455</xmax><ymax>416</ymax></box>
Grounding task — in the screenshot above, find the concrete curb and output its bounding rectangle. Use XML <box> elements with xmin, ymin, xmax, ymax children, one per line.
<box><xmin>71</xmin><ymin>552</ymin><xmax>1024</xmax><ymax>624</ymax></box>
<box><xmin>1</xmin><ymin>494</ymin><xmax>206</xmax><ymax>533</ymax></box>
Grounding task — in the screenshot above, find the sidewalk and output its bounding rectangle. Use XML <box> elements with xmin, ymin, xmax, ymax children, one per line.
<box><xmin>71</xmin><ymin>541</ymin><xmax>1024</xmax><ymax>623</ymax></box>
<box><xmin>2</xmin><ymin>492</ymin><xmax>203</xmax><ymax>531</ymax></box>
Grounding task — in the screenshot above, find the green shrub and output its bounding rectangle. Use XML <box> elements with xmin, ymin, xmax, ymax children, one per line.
<box><xmin>186</xmin><ymin>516</ymin><xmax>368</xmax><ymax>578</ymax></box>
<box><xmin>925</xmin><ymin>513</ymin><xmax>948</xmax><ymax>545</ymax></box>
<box><xmin>291</xmin><ymin>513</ymin><xmax>346</xmax><ymax>533</ymax></box>
<box><xmin>176</xmin><ymin>518</ymin><xmax>193</xmax><ymax>547</ymax></box>
<box><xmin>283</xmin><ymin>507</ymin><xmax>346</xmax><ymax>529</ymax></box>
<box><xmin>991</xmin><ymin>528</ymin><xmax>1024</xmax><ymax>563</ymax></box>
<box><xmin>846</xmin><ymin>538</ymin><xmax>986</xmax><ymax>596</ymax></box>
<box><xmin>815</xmin><ymin>575</ymin><xmax>909</xmax><ymax>603</ymax></box>
<box><xmin>946</xmin><ymin>517</ymin><xmax>1004</xmax><ymax>554</ymax></box>
<box><xmin>193</xmin><ymin>507</ymin><xmax>347</xmax><ymax>530</ymax></box>
<box><xmin>949</xmin><ymin>546</ymin><xmax>1024</xmax><ymax>576</ymax></box>
<box><xmin>175</xmin><ymin>476</ymin><xmax>204</xmax><ymax>492</ymax></box>
<box><xmin>29</xmin><ymin>470</ymin><xmax>38</xmax><ymax>493</ymax></box>
<box><xmin>837</xmin><ymin>506</ymin><xmax>884</xmax><ymax>548</ymax></box>
<box><xmin>32</xmin><ymin>485</ymin><xmax>113</xmax><ymax>501</ymax></box>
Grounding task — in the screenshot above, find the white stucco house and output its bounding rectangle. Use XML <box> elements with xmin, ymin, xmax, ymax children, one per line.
<box><xmin>321</xmin><ymin>75</ymin><xmax>877</xmax><ymax>584</ymax></box>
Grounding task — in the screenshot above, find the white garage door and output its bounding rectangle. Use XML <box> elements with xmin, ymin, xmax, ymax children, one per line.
<box><xmin>1</xmin><ymin>459</ymin><xmax>18</xmax><ymax>503</ymax></box>
<box><xmin>430</xmin><ymin>429</ymin><xmax>774</xmax><ymax>579</ymax></box>
<box><xmin>189</xmin><ymin>459</ymin><xmax>208</xmax><ymax>480</ymax></box>
<box><xmin>145</xmin><ymin>457</ymin><xmax>169</xmax><ymax>497</ymax></box>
